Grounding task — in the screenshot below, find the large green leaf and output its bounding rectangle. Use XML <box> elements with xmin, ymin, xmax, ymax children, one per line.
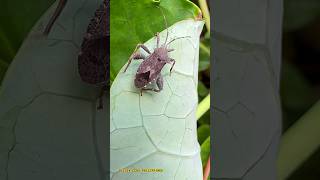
<box><xmin>110</xmin><ymin>0</ymin><xmax>201</xmax><ymax>82</ymax></box>
<box><xmin>110</xmin><ymin>19</ymin><xmax>204</xmax><ymax>179</ymax></box>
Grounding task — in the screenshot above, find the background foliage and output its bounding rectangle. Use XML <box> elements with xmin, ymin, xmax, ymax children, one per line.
<box><xmin>281</xmin><ymin>0</ymin><xmax>320</xmax><ymax>179</ymax></box>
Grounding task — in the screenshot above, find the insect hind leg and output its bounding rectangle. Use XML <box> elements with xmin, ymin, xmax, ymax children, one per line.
<box><xmin>97</xmin><ymin>85</ymin><xmax>107</xmax><ymax>109</ymax></box>
<box><xmin>155</xmin><ymin>75</ymin><xmax>163</xmax><ymax>91</ymax></box>
<box><xmin>140</xmin><ymin>88</ymin><xmax>160</xmax><ymax>96</ymax></box>
<box><xmin>123</xmin><ymin>52</ymin><xmax>146</xmax><ymax>72</ymax></box>
<box><xmin>165</xmin><ymin>58</ymin><xmax>175</xmax><ymax>75</ymax></box>
<box><xmin>139</xmin><ymin>75</ymin><xmax>163</xmax><ymax>96</ymax></box>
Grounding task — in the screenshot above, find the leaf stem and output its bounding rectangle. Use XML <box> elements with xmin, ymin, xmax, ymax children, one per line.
<box><xmin>203</xmin><ymin>155</ymin><xmax>211</xmax><ymax>180</ymax></box>
<box><xmin>198</xmin><ymin>0</ymin><xmax>210</xmax><ymax>31</ymax></box>
<box><xmin>277</xmin><ymin>99</ymin><xmax>320</xmax><ymax>179</ymax></box>
<box><xmin>197</xmin><ymin>94</ymin><xmax>210</xmax><ymax>120</ymax></box>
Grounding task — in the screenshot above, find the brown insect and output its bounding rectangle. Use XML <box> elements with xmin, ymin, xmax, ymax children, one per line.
<box><xmin>44</xmin><ymin>0</ymin><xmax>109</xmax><ymax>109</ymax></box>
<box><xmin>123</xmin><ymin>8</ymin><xmax>190</xmax><ymax>96</ymax></box>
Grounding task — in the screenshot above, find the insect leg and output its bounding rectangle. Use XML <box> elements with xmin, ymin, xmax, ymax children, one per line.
<box><xmin>44</xmin><ymin>0</ymin><xmax>68</xmax><ymax>35</ymax></box>
<box><xmin>167</xmin><ymin>48</ymin><xmax>175</xmax><ymax>52</ymax></box>
<box><xmin>155</xmin><ymin>75</ymin><xmax>163</xmax><ymax>91</ymax></box>
<box><xmin>124</xmin><ymin>43</ymin><xmax>151</xmax><ymax>73</ymax></box>
<box><xmin>168</xmin><ymin>58</ymin><xmax>175</xmax><ymax>75</ymax></box>
<box><xmin>139</xmin><ymin>88</ymin><xmax>158</xmax><ymax>96</ymax></box>
<box><xmin>137</xmin><ymin>44</ymin><xmax>151</xmax><ymax>54</ymax></box>
<box><xmin>123</xmin><ymin>53</ymin><xmax>146</xmax><ymax>72</ymax></box>
<box><xmin>97</xmin><ymin>97</ymin><xmax>103</xmax><ymax>109</ymax></box>
<box><xmin>97</xmin><ymin>86</ymin><xmax>105</xmax><ymax>109</ymax></box>
<box><xmin>131</xmin><ymin>43</ymin><xmax>151</xmax><ymax>54</ymax></box>
<box><xmin>140</xmin><ymin>75</ymin><xmax>163</xmax><ymax>96</ymax></box>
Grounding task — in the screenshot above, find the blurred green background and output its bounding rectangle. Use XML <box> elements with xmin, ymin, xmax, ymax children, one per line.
<box><xmin>281</xmin><ymin>0</ymin><xmax>320</xmax><ymax>179</ymax></box>
<box><xmin>0</xmin><ymin>0</ymin><xmax>319</xmax><ymax>179</ymax></box>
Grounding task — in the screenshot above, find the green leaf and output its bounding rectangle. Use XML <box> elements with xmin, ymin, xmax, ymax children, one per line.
<box><xmin>280</xmin><ymin>61</ymin><xmax>317</xmax><ymax>129</ymax></box>
<box><xmin>198</xmin><ymin>80</ymin><xmax>209</xmax><ymax>98</ymax></box>
<box><xmin>0</xmin><ymin>58</ymin><xmax>9</xmax><ymax>83</ymax></box>
<box><xmin>110</xmin><ymin>0</ymin><xmax>201</xmax><ymax>82</ymax></box>
<box><xmin>278</xmin><ymin>100</ymin><xmax>320</xmax><ymax>179</ymax></box>
<box><xmin>201</xmin><ymin>136</ymin><xmax>210</xmax><ymax>166</ymax></box>
<box><xmin>284</xmin><ymin>0</ymin><xmax>320</xmax><ymax>31</ymax></box>
<box><xmin>199</xmin><ymin>41</ymin><xmax>210</xmax><ymax>71</ymax></box>
<box><xmin>0</xmin><ymin>29</ymin><xmax>16</xmax><ymax>63</ymax></box>
<box><xmin>197</xmin><ymin>124</ymin><xmax>210</xmax><ymax>144</ymax></box>
<box><xmin>281</xmin><ymin>62</ymin><xmax>315</xmax><ymax>111</ymax></box>
<box><xmin>110</xmin><ymin>19</ymin><xmax>204</xmax><ymax>179</ymax></box>
<box><xmin>198</xmin><ymin>110</ymin><xmax>210</xmax><ymax>125</ymax></box>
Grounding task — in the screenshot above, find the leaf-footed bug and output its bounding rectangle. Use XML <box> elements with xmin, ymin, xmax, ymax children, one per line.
<box><xmin>44</xmin><ymin>0</ymin><xmax>109</xmax><ymax>109</ymax></box>
<box><xmin>123</xmin><ymin>7</ymin><xmax>190</xmax><ymax>96</ymax></box>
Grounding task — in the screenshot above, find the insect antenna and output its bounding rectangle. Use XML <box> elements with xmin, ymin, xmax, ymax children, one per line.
<box><xmin>156</xmin><ymin>6</ymin><xmax>191</xmax><ymax>48</ymax></box>
<box><xmin>166</xmin><ymin>36</ymin><xmax>191</xmax><ymax>47</ymax></box>
<box><xmin>157</xmin><ymin>6</ymin><xmax>169</xmax><ymax>45</ymax></box>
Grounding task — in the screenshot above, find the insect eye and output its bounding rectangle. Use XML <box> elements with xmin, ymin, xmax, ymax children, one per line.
<box><xmin>157</xmin><ymin>58</ymin><xmax>161</xmax><ymax>61</ymax></box>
